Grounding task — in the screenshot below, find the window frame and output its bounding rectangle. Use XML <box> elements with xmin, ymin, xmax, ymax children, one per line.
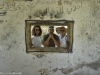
<box><xmin>25</xmin><ymin>20</ymin><xmax>74</xmax><ymax>53</ymax></box>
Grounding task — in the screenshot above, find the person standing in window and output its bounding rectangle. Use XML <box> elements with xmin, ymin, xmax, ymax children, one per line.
<box><xmin>42</xmin><ymin>26</ymin><xmax>60</xmax><ymax>47</ymax></box>
<box><xmin>56</xmin><ymin>26</ymin><xmax>69</xmax><ymax>48</ymax></box>
<box><xmin>31</xmin><ymin>26</ymin><xmax>42</xmax><ymax>47</ymax></box>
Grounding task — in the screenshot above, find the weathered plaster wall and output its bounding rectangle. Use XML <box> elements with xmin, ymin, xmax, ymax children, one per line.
<box><xmin>0</xmin><ymin>0</ymin><xmax>100</xmax><ymax>75</ymax></box>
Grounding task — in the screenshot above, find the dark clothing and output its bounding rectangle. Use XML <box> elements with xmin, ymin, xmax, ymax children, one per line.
<box><xmin>43</xmin><ymin>34</ymin><xmax>59</xmax><ymax>47</ymax></box>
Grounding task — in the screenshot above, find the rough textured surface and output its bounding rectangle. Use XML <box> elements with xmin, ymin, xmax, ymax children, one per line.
<box><xmin>0</xmin><ymin>0</ymin><xmax>100</xmax><ymax>75</ymax></box>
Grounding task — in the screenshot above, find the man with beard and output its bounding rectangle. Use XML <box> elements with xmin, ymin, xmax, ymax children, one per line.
<box><xmin>42</xmin><ymin>26</ymin><xmax>60</xmax><ymax>47</ymax></box>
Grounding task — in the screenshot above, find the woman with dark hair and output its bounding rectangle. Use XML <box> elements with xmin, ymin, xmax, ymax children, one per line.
<box><xmin>31</xmin><ymin>25</ymin><xmax>42</xmax><ymax>47</ymax></box>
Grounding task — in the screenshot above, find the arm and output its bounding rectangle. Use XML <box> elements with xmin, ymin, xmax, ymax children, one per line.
<box><xmin>52</xmin><ymin>35</ymin><xmax>60</xmax><ymax>47</ymax></box>
<box><xmin>43</xmin><ymin>36</ymin><xmax>50</xmax><ymax>47</ymax></box>
<box><xmin>42</xmin><ymin>34</ymin><xmax>52</xmax><ymax>47</ymax></box>
<box><xmin>31</xmin><ymin>37</ymin><xmax>34</xmax><ymax>47</ymax></box>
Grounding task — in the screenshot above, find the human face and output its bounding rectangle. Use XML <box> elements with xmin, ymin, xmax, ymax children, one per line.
<box><xmin>49</xmin><ymin>28</ymin><xmax>54</xmax><ymax>34</ymax></box>
<box><xmin>35</xmin><ymin>27</ymin><xmax>40</xmax><ymax>36</ymax></box>
<box><xmin>60</xmin><ymin>29</ymin><xmax>66</xmax><ymax>36</ymax></box>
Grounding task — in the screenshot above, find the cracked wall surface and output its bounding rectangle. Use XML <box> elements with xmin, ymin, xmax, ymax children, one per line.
<box><xmin>0</xmin><ymin>0</ymin><xmax>100</xmax><ymax>75</ymax></box>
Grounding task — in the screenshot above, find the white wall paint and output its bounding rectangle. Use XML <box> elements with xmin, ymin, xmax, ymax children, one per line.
<box><xmin>0</xmin><ymin>0</ymin><xmax>100</xmax><ymax>75</ymax></box>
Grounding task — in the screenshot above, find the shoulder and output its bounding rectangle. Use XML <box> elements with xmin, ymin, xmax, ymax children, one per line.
<box><xmin>53</xmin><ymin>34</ymin><xmax>58</xmax><ymax>37</ymax></box>
<box><xmin>31</xmin><ymin>35</ymin><xmax>34</xmax><ymax>38</ymax></box>
<box><xmin>65</xmin><ymin>35</ymin><xmax>68</xmax><ymax>41</ymax></box>
<box><xmin>44</xmin><ymin>34</ymin><xmax>49</xmax><ymax>37</ymax></box>
<box><xmin>32</xmin><ymin>36</ymin><xmax>39</xmax><ymax>38</ymax></box>
<box><xmin>43</xmin><ymin>34</ymin><xmax>49</xmax><ymax>40</ymax></box>
<box><xmin>53</xmin><ymin>34</ymin><xmax>59</xmax><ymax>38</ymax></box>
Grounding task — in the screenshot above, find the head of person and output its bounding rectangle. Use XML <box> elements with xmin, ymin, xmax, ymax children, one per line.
<box><xmin>56</xmin><ymin>26</ymin><xmax>67</xmax><ymax>36</ymax></box>
<box><xmin>48</xmin><ymin>26</ymin><xmax>54</xmax><ymax>34</ymax></box>
<box><xmin>32</xmin><ymin>25</ymin><xmax>42</xmax><ymax>36</ymax></box>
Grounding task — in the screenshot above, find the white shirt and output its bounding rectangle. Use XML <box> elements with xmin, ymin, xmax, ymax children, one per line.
<box><xmin>31</xmin><ymin>36</ymin><xmax>41</xmax><ymax>47</ymax></box>
<box><xmin>59</xmin><ymin>35</ymin><xmax>67</xmax><ymax>47</ymax></box>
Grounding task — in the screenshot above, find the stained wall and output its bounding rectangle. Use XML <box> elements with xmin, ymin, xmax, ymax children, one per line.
<box><xmin>0</xmin><ymin>0</ymin><xmax>100</xmax><ymax>75</ymax></box>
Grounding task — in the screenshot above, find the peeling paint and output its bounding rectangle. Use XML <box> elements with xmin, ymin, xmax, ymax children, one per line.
<box><xmin>48</xmin><ymin>61</ymin><xmax>51</xmax><ymax>63</ymax></box>
<box><xmin>52</xmin><ymin>68</ymin><xmax>58</xmax><ymax>73</ymax></box>
<box><xmin>59</xmin><ymin>68</ymin><xmax>72</xmax><ymax>74</ymax></box>
<box><xmin>52</xmin><ymin>60</ymin><xmax>100</xmax><ymax>75</ymax></box>
<box><xmin>86</xmin><ymin>33</ymin><xmax>88</xmax><ymax>35</ymax></box>
<box><xmin>38</xmin><ymin>68</ymin><xmax>48</xmax><ymax>75</ymax></box>
<box><xmin>81</xmin><ymin>50</ymin><xmax>84</xmax><ymax>53</ymax></box>
<box><xmin>36</xmin><ymin>54</ymin><xmax>44</xmax><ymax>58</ymax></box>
<box><xmin>6</xmin><ymin>44</ymin><xmax>12</xmax><ymax>50</ymax></box>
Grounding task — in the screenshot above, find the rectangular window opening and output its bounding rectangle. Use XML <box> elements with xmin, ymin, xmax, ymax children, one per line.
<box><xmin>25</xmin><ymin>20</ymin><xmax>74</xmax><ymax>53</ymax></box>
